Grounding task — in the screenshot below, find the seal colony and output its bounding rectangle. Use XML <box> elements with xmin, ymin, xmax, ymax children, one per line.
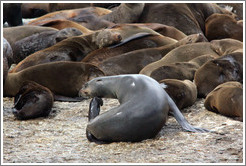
<box><xmin>3</xmin><ymin>3</ymin><xmax>243</xmax><ymax>145</ymax></box>
<box><xmin>79</xmin><ymin>74</ymin><xmax>208</xmax><ymax>143</ymax></box>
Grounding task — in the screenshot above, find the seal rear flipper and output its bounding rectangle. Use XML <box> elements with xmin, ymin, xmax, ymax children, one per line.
<box><xmin>166</xmin><ymin>92</ymin><xmax>210</xmax><ymax>133</ymax></box>
<box><xmin>86</xmin><ymin>130</ymin><xmax>111</xmax><ymax>144</ymax></box>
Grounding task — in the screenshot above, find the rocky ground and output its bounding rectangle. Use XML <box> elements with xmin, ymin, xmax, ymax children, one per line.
<box><xmin>2</xmin><ymin>97</ymin><xmax>243</xmax><ymax>164</ymax></box>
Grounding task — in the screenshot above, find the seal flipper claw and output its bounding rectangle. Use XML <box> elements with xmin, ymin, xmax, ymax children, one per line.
<box><xmin>167</xmin><ymin>92</ymin><xmax>209</xmax><ymax>133</ymax></box>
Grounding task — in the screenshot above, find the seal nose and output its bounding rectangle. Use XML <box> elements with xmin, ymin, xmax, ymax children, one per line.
<box><xmin>79</xmin><ymin>89</ymin><xmax>89</xmax><ymax>98</ymax></box>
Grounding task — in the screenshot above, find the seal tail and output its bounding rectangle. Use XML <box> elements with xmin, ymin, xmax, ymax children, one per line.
<box><xmin>166</xmin><ymin>92</ymin><xmax>210</xmax><ymax>133</ymax></box>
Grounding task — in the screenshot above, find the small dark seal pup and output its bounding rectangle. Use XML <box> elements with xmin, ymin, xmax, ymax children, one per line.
<box><xmin>79</xmin><ymin>74</ymin><xmax>208</xmax><ymax>144</ymax></box>
<box><xmin>13</xmin><ymin>81</ymin><xmax>54</xmax><ymax>120</ymax></box>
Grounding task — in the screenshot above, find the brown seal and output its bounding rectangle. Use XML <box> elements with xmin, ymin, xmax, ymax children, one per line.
<box><xmin>13</xmin><ymin>81</ymin><xmax>54</xmax><ymax>120</ymax></box>
<box><xmin>28</xmin><ymin>7</ymin><xmax>114</xmax><ymax>30</ymax></box>
<box><xmin>205</xmin><ymin>13</ymin><xmax>243</xmax><ymax>42</ymax></box>
<box><xmin>79</xmin><ymin>74</ymin><xmax>208</xmax><ymax>143</ymax></box>
<box><xmin>159</xmin><ymin>79</ymin><xmax>197</xmax><ymax>110</ymax></box>
<box><xmin>148</xmin><ymin>54</ymin><xmax>216</xmax><ymax>82</ymax></box>
<box><xmin>10</xmin><ymin>29</ymin><xmax>122</xmax><ymax>73</ymax></box>
<box><xmin>210</xmin><ymin>38</ymin><xmax>243</xmax><ymax>56</ymax></box>
<box><xmin>82</xmin><ymin>33</ymin><xmax>177</xmax><ymax>65</ymax></box>
<box><xmin>140</xmin><ymin>42</ymin><xmax>219</xmax><ymax>76</ymax></box>
<box><xmin>126</xmin><ymin>23</ymin><xmax>187</xmax><ymax>40</ymax></box>
<box><xmin>4</xmin><ymin>61</ymin><xmax>105</xmax><ymax>97</ymax></box>
<box><xmin>12</xmin><ymin>27</ymin><xmax>82</xmax><ymax>64</ymax></box>
<box><xmin>204</xmin><ymin>81</ymin><xmax>243</xmax><ymax>121</ymax></box>
<box><xmin>36</xmin><ymin>19</ymin><xmax>93</xmax><ymax>34</ymax></box>
<box><xmin>101</xmin><ymin>3</ymin><xmax>144</xmax><ymax>23</ymax></box>
<box><xmin>3</xmin><ymin>25</ymin><xmax>57</xmax><ymax>48</ymax></box>
<box><xmin>139</xmin><ymin>3</ymin><xmax>233</xmax><ymax>35</ymax></box>
<box><xmin>194</xmin><ymin>52</ymin><xmax>243</xmax><ymax>98</ymax></box>
<box><xmin>96</xmin><ymin>34</ymin><xmax>208</xmax><ymax>75</ymax></box>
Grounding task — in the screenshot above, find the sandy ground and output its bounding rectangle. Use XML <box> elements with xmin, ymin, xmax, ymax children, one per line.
<box><xmin>2</xmin><ymin>97</ymin><xmax>244</xmax><ymax>164</ymax></box>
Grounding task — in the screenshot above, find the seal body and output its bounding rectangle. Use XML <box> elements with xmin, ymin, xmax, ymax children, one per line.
<box><xmin>79</xmin><ymin>74</ymin><xmax>208</xmax><ymax>143</ymax></box>
<box><xmin>12</xmin><ymin>28</ymin><xmax>82</xmax><ymax>64</ymax></box>
<box><xmin>140</xmin><ymin>42</ymin><xmax>219</xmax><ymax>76</ymax></box>
<box><xmin>205</xmin><ymin>13</ymin><xmax>243</xmax><ymax>42</ymax></box>
<box><xmin>139</xmin><ymin>3</ymin><xmax>231</xmax><ymax>35</ymax></box>
<box><xmin>13</xmin><ymin>81</ymin><xmax>54</xmax><ymax>120</ymax></box>
<box><xmin>204</xmin><ymin>81</ymin><xmax>243</xmax><ymax>121</ymax></box>
<box><xmin>3</xmin><ymin>25</ymin><xmax>57</xmax><ymax>49</ymax></box>
<box><xmin>96</xmin><ymin>34</ymin><xmax>208</xmax><ymax>76</ymax></box>
<box><xmin>159</xmin><ymin>79</ymin><xmax>197</xmax><ymax>109</ymax></box>
<box><xmin>4</xmin><ymin>61</ymin><xmax>105</xmax><ymax>97</ymax></box>
<box><xmin>194</xmin><ymin>52</ymin><xmax>243</xmax><ymax>97</ymax></box>
<box><xmin>10</xmin><ymin>29</ymin><xmax>122</xmax><ymax>73</ymax></box>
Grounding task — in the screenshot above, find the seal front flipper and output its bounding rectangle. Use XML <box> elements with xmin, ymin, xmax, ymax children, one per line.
<box><xmin>166</xmin><ymin>92</ymin><xmax>210</xmax><ymax>133</ymax></box>
<box><xmin>86</xmin><ymin>97</ymin><xmax>110</xmax><ymax>144</ymax></box>
<box><xmin>109</xmin><ymin>32</ymin><xmax>153</xmax><ymax>48</ymax></box>
<box><xmin>88</xmin><ymin>97</ymin><xmax>103</xmax><ymax>120</ymax></box>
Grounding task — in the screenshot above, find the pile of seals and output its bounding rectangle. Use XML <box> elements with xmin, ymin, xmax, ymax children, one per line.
<box><xmin>3</xmin><ymin>3</ymin><xmax>243</xmax><ymax>143</ymax></box>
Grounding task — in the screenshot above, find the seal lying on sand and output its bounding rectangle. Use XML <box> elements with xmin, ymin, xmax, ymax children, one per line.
<box><xmin>194</xmin><ymin>52</ymin><xmax>243</xmax><ymax>98</ymax></box>
<box><xmin>79</xmin><ymin>74</ymin><xmax>208</xmax><ymax>143</ymax></box>
<box><xmin>4</xmin><ymin>61</ymin><xmax>105</xmax><ymax>97</ymax></box>
<box><xmin>159</xmin><ymin>79</ymin><xmax>197</xmax><ymax>110</ymax></box>
<box><xmin>13</xmin><ymin>81</ymin><xmax>54</xmax><ymax>120</ymax></box>
<box><xmin>204</xmin><ymin>81</ymin><xmax>243</xmax><ymax>121</ymax></box>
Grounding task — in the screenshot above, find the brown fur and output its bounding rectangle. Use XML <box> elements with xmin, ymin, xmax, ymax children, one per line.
<box><xmin>204</xmin><ymin>81</ymin><xmax>243</xmax><ymax>121</ymax></box>
<box><xmin>36</xmin><ymin>19</ymin><xmax>93</xmax><ymax>34</ymax></box>
<box><xmin>149</xmin><ymin>54</ymin><xmax>216</xmax><ymax>82</ymax></box>
<box><xmin>12</xmin><ymin>27</ymin><xmax>82</xmax><ymax>64</ymax></box>
<box><xmin>82</xmin><ymin>34</ymin><xmax>177</xmax><ymax>65</ymax></box>
<box><xmin>217</xmin><ymin>3</ymin><xmax>243</xmax><ymax>20</ymax></box>
<box><xmin>101</xmin><ymin>3</ymin><xmax>144</xmax><ymax>23</ymax></box>
<box><xmin>97</xmin><ymin>34</ymin><xmax>208</xmax><ymax>76</ymax></box>
<box><xmin>3</xmin><ymin>25</ymin><xmax>57</xmax><ymax>48</ymax></box>
<box><xmin>205</xmin><ymin>13</ymin><xmax>243</xmax><ymax>41</ymax></box>
<box><xmin>4</xmin><ymin>61</ymin><xmax>105</xmax><ymax>97</ymax></box>
<box><xmin>140</xmin><ymin>42</ymin><xmax>219</xmax><ymax>76</ymax></box>
<box><xmin>139</xmin><ymin>3</ymin><xmax>233</xmax><ymax>35</ymax></box>
<box><xmin>210</xmin><ymin>38</ymin><xmax>243</xmax><ymax>56</ymax></box>
<box><xmin>194</xmin><ymin>52</ymin><xmax>243</xmax><ymax>98</ymax></box>
<box><xmin>13</xmin><ymin>81</ymin><xmax>54</xmax><ymax>120</ymax></box>
<box><xmin>10</xmin><ymin>29</ymin><xmax>122</xmax><ymax>73</ymax></box>
<box><xmin>28</xmin><ymin>7</ymin><xmax>113</xmax><ymax>30</ymax></box>
<box><xmin>126</xmin><ymin>23</ymin><xmax>187</xmax><ymax>40</ymax></box>
<box><xmin>160</xmin><ymin>79</ymin><xmax>197</xmax><ymax>109</ymax></box>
